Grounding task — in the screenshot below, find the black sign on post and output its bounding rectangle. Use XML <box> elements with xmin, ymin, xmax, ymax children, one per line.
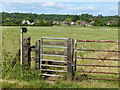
<box><xmin>21</xmin><ymin>27</ymin><xmax>27</xmax><ymax>33</ymax></box>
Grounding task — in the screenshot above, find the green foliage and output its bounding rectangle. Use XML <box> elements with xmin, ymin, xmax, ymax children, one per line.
<box><xmin>71</xmin><ymin>15</ymin><xmax>79</xmax><ymax>22</ymax></box>
<box><xmin>45</xmin><ymin>20</ymin><xmax>53</xmax><ymax>26</ymax></box>
<box><xmin>1</xmin><ymin>12</ymin><xmax>119</xmax><ymax>27</ymax></box>
<box><xmin>64</xmin><ymin>18</ymin><xmax>72</xmax><ymax>25</ymax></box>
<box><xmin>76</xmin><ymin>20</ymin><xmax>82</xmax><ymax>25</ymax></box>
<box><xmin>79</xmin><ymin>14</ymin><xmax>94</xmax><ymax>23</ymax></box>
<box><xmin>92</xmin><ymin>18</ymin><xmax>107</xmax><ymax>26</ymax></box>
<box><xmin>35</xmin><ymin>20</ymin><xmax>45</xmax><ymax>26</ymax></box>
<box><xmin>64</xmin><ymin>18</ymin><xmax>72</xmax><ymax>22</ymax></box>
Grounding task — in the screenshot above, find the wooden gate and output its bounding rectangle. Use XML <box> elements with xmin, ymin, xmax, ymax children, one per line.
<box><xmin>74</xmin><ymin>39</ymin><xmax>120</xmax><ymax>81</ymax></box>
<box><xmin>40</xmin><ymin>37</ymin><xmax>74</xmax><ymax>80</ymax></box>
<box><xmin>22</xmin><ymin>37</ymin><xmax>74</xmax><ymax>80</ymax></box>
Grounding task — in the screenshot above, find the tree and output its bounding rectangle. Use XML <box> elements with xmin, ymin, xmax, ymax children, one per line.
<box><xmin>92</xmin><ymin>18</ymin><xmax>107</xmax><ymax>26</ymax></box>
<box><xmin>76</xmin><ymin>20</ymin><xmax>82</xmax><ymax>25</ymax></box>
<box><xmin>35</xmin><ymin>20</ymin><xmax>45</xmax><ymax>26</ymax></box>
<box><xmin>80</xmin><ymin>14</ymin><xmax>93</xmax><ymax>23</ymax></box>
<box><xmin>97</xmin><ymin>14</ymin><xmax>103</xmax><ymax>18</ymax></box>
<box><xmin>64</xmin><ymin>18</ymin><xmax>72</xmax><ymax>22</ymax></box>
<box><xmin>71</xmin><ymin>15</ymin><xmax>79</xmax><ymax>22</ymax></box>
<box><xmin>45</xmin><ymin>20</ymin><xmax>53</xmax><ymax>26</ymax></box>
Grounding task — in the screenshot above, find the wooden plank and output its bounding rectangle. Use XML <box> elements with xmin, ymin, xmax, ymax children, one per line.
<box><xmin>67</xmin><ymin>38</ymin><xmax>74</xmax><ymax>81</ymax></box>
<box><xmin>42</xmin><ymin>74</ymin><xmax>62</xmax><ymax>77</ymax></box>
<box><xmin>82</xmin><ymin>77</ymin><xmax>120</xmax><ymax>81</ymax></box>
<box><xmin>43</xmin><ymin>41</ymin><xmax>64</xmax><ymax>46</ymax></box>
<box><xmin>35</xmin><ymin>40</ymin><xmax>40</xmax><ymax>70</ymax></box>
<box><xmin>22</xmin><ymin>37</ymin><xmax>31</xmax><ymax>67</ymax></box>
<box><xmin>30</xmin><ymin>45</ymin><xmax>35</xmax><ymax>51</ymax></box>
<box><xmin>43</xmin><ymin>51</ymin><xmax>64</xmax><ymax>55</ymax></box>
<box><xmin>76</xmin><ymin>64</ymin><xmax>120</xmax><ymax>68</ymax></box>
<box><xmin>77</xmin><ymin>39</ymin><xmax>120</xmax><ymax>43</ymax></box>
<box><xmin>77</xmin><ymin>48</ymin><xmax>120</xmax><ymax>52</ymax></box>
<box><xmin>77</xmin><ymin>57</ymin><xmax>120</xmax><ymax>61</ymax></box>
<box><xmin>77</xmin><ymin>70</ymin><xmax>120</xmax><ymax>74</ymax></box>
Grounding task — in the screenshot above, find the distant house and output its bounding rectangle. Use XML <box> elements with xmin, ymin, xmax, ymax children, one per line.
<box><xmin>80</xmin><ymin>21</ymin><xmax>90</xmax><ymax>26</ymax></box>
<box><xmin>21</xmin><ymin>20</ymin><xmax>27</xmax><ymax>24</ymax></box>
<box><xmin>31</xmin><ymin>22</ymin><xmax>35</xmax><ymax>25</ymax></box>
<box><xmin>70</xmin><ymin>22</ymin><xmax>76</xmax><ymax>25</ymax></box>
<box><xmin>90</xmin><ymin>21</ymin><xmax>95</xmax><ymax>25</ymax></box>
<box><xmin>61</xmin><ymin>21</ymin><xmax>68</xmax><ymax>25</ymax></box>
<box><xmin>53</xmin><ymin>21</ymin><xmax>61</xmax><ymax>25</ymax></box>
<box><xmin>43</xmin><ymin>20</ymin><xmax>47</xmax><ymax>23</ymax></box>
<box><xmin>21</xmin><ymin>20</ymin><xmax>35</xmax><ymax>25</ymax></box>
<box><xmin>107</xmin><ymin>21</ymin><xmax>117</xmax><ymax>26</ymax></box>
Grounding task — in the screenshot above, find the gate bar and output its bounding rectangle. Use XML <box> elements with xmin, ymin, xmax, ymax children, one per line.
<box><xmin>77</xmin><ymin>64</ymin><xmax>120</xmax><ymax>68</ymax></box>
<box><xmin>41</xmin><ymin>54</ymin><xmax>67</xmax><ymax>57</ymax></box>
<box><xmin>82</xmin><ymin>77</ymin><xmax>120</xmax><ymax>81</ymax></box>
<box><xmin>77</xmin><ymin>70</ymin><xmax>120</xmax><ymax>74</ymax></box>
<box><xmin>77</xmin><ymin>39</ymin><xmax>120</xmax><ymax>43</ymax></box>
<box><xmin>77</xmin><ymin>57</ymin><xmax>120</xmax><ymax>61</ymax></box>
<box><xmin>42</xmin><ymin>74</ymin><xmax>62</xmax><ymax>77</ymax></box>
<box><xmin>41</xmin><ymin>69</ymin><xmax>67</xmax><ymax>72</ymax></box>
<box><xmin>41</xmin><ymin>64</ymin><xmax>67</xmax><ymax>68</ymax></box>
<box><xmin>77</xmin><ymin>48</ymin><xmax>120</xmax><ymax>52</ymax></box>
<box><xmin>42</xmin><ymin>46</ymin><xmax>67</xmax><ymax>49</ymax></box>
<box><xmin>41</xmin><ymin>59</ymin><xmax>67</xmax><ymax>63</ymax></box>
<box><xmin>41</xmin><ymin>37</ymin><xmax>69</xmax><ymax>40</ymax></box>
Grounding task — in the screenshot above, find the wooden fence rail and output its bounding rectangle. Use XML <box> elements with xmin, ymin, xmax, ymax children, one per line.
<box><xmin>75</xmin><ymin>39</ymin><xmax>120</xmax><ymax>81</ymax></box>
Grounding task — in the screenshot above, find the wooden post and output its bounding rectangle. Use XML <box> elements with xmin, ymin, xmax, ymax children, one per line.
<box><xmin>74</xmin><ymin>39</ymin><xmax>77</xmax><ymax>71</ymax></box>
<box><xmin>64</xmin><ymin>41</ymin><xmax>67</xmax><ymax>60</ymax></box>
<box><xmin>22</xmin><ymin>37</ymin><xmax>31</xmax><ymax>68</ymax></box>
<box><xmin>40</xmin><ymin>39</ymin><xmax>42</xmax><ymax>74</ymax></box>
<box><xmin>20</xmin><ymin>31</ymin><xmax>23</xmax><ymax>65</ymax></box>
<box><xmin>20</xmin><ymin>27</ymin><xmax>28</xmax><ymax>66</ymax></box>
<box><xmin>35</xmin><ymin>40</ymin><xmax>40</xmax><ymax>69</ymax></box>
<box><xmin>67</xmin><ymin>38</ymin><xmax>74</xmax><ymax>81</ymax></box>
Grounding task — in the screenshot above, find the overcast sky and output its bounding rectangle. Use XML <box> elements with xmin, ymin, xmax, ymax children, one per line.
<box><xmin>1</xmin><ymin>1</ymin><xmax>119</xmax><ymax>16</ymax></box>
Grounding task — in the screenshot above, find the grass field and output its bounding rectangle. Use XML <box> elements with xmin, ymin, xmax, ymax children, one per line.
<box><xmin>1</xmin><ymin>26</ymin><xmax>119</xmax><ymax>88</ymax></box>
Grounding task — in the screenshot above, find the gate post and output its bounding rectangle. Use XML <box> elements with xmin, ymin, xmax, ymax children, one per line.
<box><xmin>22</xmin><ymin>37</ymin><xmax>31</xmax><ymax>68</ymax></box>
<box><xmin>74</xmin><ymin>39</ymin><xmax>77</xmax><ymax>71</ymax></box>
<box><xmin>35</xmin><ymin>40</ymin><xmax>40</xmax><ymax>69</ymax></box>
<box><xmin>67</xmin><ymin>38</ymin><xmax>74</xmax><ymax>81</ymax></box>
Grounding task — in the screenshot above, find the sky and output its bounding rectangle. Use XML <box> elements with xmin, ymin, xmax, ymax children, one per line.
<box><xmin>1</xmin><ymin>0</ymin><xmax>119</xmax><ymax>16</ymax></box>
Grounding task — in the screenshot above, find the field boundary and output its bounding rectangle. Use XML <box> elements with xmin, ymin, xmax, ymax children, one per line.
<box><xmin>21</xmin><ymin>37</ymin><xmax>120</xmax><ymax>81</ymax></box>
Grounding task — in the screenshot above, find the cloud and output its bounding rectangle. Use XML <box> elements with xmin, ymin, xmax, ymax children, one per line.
<box><xmin>1</xmin><ymin>0</ymin><xmax>119</xmax><ymax>2</ymax></box>
<box><xmin>68</xmin><ymin>6</ymin><xmax>95</xmax><ymax>11</ymax></box>
<box><xmin>41</xmin><ymin>2</ymin><xmax>56</xmax><ymax>7</ymax></box>
<box><xmin>40</xmin><ymin>2</ymin><xmax>73</xmax><ymax>9</ymax></box>
<box><xmin>1</xmin><ymin>2</ymin><xmax>118</xmax><ymax>16</ymax></box>
<box><xmin>40</xmin><ymin>2</ymin><xmax>95</xmax><ymax>11</ymax></box>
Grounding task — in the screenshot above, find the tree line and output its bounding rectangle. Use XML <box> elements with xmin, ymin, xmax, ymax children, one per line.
<box><xmin>1</xmin><ymin>12</ymin><xmax>119</xmax><ymax>27</ymax></box>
